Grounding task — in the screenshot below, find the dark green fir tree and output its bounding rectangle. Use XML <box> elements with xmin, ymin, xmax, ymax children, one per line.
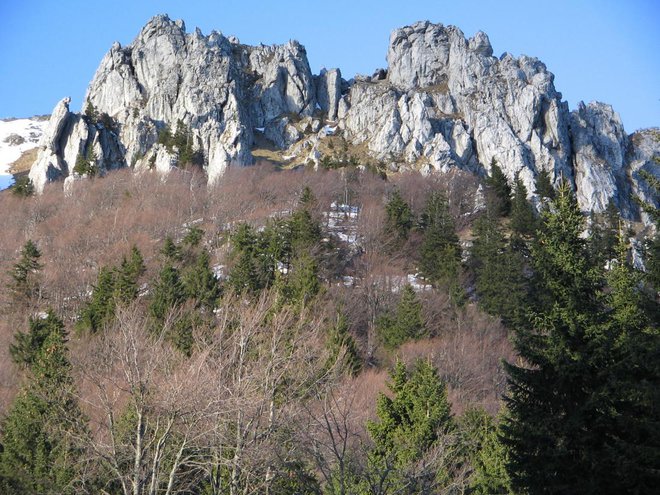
<box><xmin>362</xmin><ymin>360</ymin><xmax>453</xmax><ymax>494</ymax></box>
<box><xmin>509</xmin><ymin>174</ymin><xmax>537</xmax><ymax>240</ymax></box>
<box><xmin>418</xmin><ymin>191</ymin><xmax>462</xmax><ymax>295</ymax></box>
<box><xmin>378</xmin><ymin>284</ymin><xmax>426</xmax><ymax>349</ymax></box>
<box><xmin>534</xmin><ymin>168</ymin><xmax>556</xmax><ymax>201</ymax></box>
<box><xmin>0</xmin><ymin>311</ymin><xmax>86</xmax><ymax>495</ymax></box>
<box><xmin>78</xmin><ymin>266</ymin><xmax>117</xmax><ymax>334</ymax></box>
<box><xmin>486</xmin><ymin>159</ymin><xmax>512</xmax><ymax>217</ymax></box>
<box><xmin>325</xmin><ymin>311</ymin><xmax>362</xmax><ymax>376</ymax></box>
<box><xmin>501</xmin><ymin>182</ymin><xmax>658</xmax><ymax>494</ymax></box>
<box><xmin>471</xmin><ymin>210</ymin><xmax>527</xmax><ymax>325</ymax></box>
<box><xmin>384</xmin><ymin>189</ymin><xmax>413</xmax><ymax>244</ymax></box>
<box><xmin>10</xmin><ymin>239</ymin><xmax>42</xmax><ymax>305</ymax></box>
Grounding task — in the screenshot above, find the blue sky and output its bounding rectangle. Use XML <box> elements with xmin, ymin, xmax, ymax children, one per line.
<box><xmin>1</xmin><ymin>0</ymin><xmax>658</xmax><ymax>131</ymax></box>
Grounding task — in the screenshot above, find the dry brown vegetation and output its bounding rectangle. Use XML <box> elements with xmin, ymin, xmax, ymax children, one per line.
<box><xmin>0</xmin><ymin>163</ymin><xmax>511</xmax><ymax>430</ymax></box>
<box><xmin>8</xmin><ymin>147</ymin><xmax>39</xmax><ymax>174</ymax></box>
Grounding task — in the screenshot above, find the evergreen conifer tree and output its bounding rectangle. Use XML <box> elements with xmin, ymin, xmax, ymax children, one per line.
<box><xmin>285</xmin><ymin>251</ymin><xmax>321</xmax><ymax>307</ymax></box>
<box><xmin>182</xmin><ymin>249</ymin><xmax>221</xmax><ymax>310</ymax></box>
<box><xmin>113</xmin><ymin>246</ymin><xmax>146</xmax><ymax>304</ymax></box>
<box><xmin>486</xmin><ymin>159</ymin><xmax>512</xmax><ymax>217</ymax></box>
<box><xmin>635</xmin><ymin>169</ymin><xmax>659</xmax><ymax>292</ymax></box>
<box><xmin>181</xmin><ymin>226</ymin><xmax>204</xmax><ymax>251</ymax></box>
<box><xmin>10</xmin><ymin>239</ymin><xmax>42</xmax><ymax>304</ymax></box>
<box><xmin>290</xmin><ymin>207</ymin><xmax>322</xmax><ymax>253</ymax></box>
<box><xmin>588</xmin><ymin>199</ymin><xmax>621</xmax><ymax>266</ymax></box>
<box><xmin>0</xmin><ymin>311</ymin><xmax>86</xmax><ymax>494</ymax></box>
<box><xmin>502</xmin><ymin>183</ymin><xmax>658</xmax><ymax>494</ymax></box>
<box><xmin>299</xmin><ymin>185</ymin><xmax>316</xmax><ymax>208</ymax></box>
<box><xmin>510</xmin><ymin>175</ymin><xmax>537</xmax><ymax>239</ymax></box>
<box><xmin>10</xmin><ymin>312</ymin><xmax>62</xmax><ymax>368</ymax></box>
<box><xmin>384</xmin><ymin>189</ymin><xmax>413</xmax><ymax>243</ymax></box>
<box><xmin>149</xmin><ymin>265</ymin><xmax>186</xmax><ymax>323</ymax></box>
<box><xmin>471</xmin><ymin>211</ymin><xmax>527</xmax><ymax>325</ymax></box>
<box><xmin>419</xmin><ymin>191</ymin><xmax>462</xmax><ymax>293</ymax></box>
<box><xmin>161</xmin><ymin>236</ymin><xmax>181</xmax><ymax>262</ymax></box>
<box><xmin>10</xmin><ymin>176</ymin><xmax>34</xmax><ymax>197</ymax></box>
<box><xmin>534</xmin><ymin>168</ymin><xmax>556</xmax><ymax>201</ymax></box>
<box><xmin>228</xmin><ymin>250</ymin><xmax>260</xmax><ymax>295</ymax></box>
<box><xmin>596</xmin><ymin>234</ymin><xmax>660</xmax><ymax>491</ymax></box>
<box><xmin>78</xmin><ymin>266</ymin><xmax>117</xmax><ymax>334</ymax></box>
<box><xmin>325</xmin><ymin>312</ymin><xmax>361</xmax><ymax>376</ymax></box>
<box><xmin>378</xmin><ymin>284</ymin><xmax>425</xmax><ymax>349</ymax></box>
<box><xmin>364</xmin><ymin>360</ymin><xmax>453</xmax><ymax>493</ymax></box>
<box><xmin>470</xmin><ymin>412</ymin><xmax>512</xmax><ymax>495</ymax></box>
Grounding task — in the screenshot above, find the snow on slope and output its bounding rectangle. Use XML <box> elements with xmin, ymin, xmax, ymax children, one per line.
<box><xmin>0</xmin><ymin>117</ymin><xmax>48</xmax><ymax>188</ymax></box>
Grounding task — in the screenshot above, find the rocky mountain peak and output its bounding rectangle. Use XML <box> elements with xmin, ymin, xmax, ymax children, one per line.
<box><xmin>28</xmin><ymin>16</ymin><xmax>658</xmax><ymax>222</ymax></box>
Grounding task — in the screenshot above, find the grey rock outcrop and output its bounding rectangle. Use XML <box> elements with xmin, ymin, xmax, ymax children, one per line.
<box><xmin>340</xmin><ymin>21</ymin><xmax>573</xmax><ymax>201</ymax></box>
<box><xmin>29</xmin><ymin>97</ymin><xmax>124</xmax><ymax>192</ymax></box>
<box><xmin>316</xmin><ymin>68</ymin><xmax>342</xmax><ymax>121</ymax></box>
<box><xmin>570</xmin><ymin>101</ymin><xmax>631</xmax><ymax>215</ymax></box>
<box><xmin>29</xmin><ymin>15</ymin><xmax>323</xmax><ymax>186</ymax></box>
<box><xmin>29</xmin><ymin>16</ymin><xmax>657</xmax><ymax>223</ymax></box>
<box><xmin>626</xmin><ymin>129</ymin><xmax>660</xmax><ymax>225</ymax></box>
<box><xmin>29</xmin><ymin>97</ymin><xmax>71</xmax><ymax>192</ymax></box>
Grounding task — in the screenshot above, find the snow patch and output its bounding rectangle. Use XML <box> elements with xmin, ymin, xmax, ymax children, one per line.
<box><xmin>0</xmin><ymin>118</ymin><xmax>47</xmax><ymax>176</ymax></box>
<box><xmin>320</xmin><ymin>125</ymin><xmax>337</xmax><ymax>136</ymax></box>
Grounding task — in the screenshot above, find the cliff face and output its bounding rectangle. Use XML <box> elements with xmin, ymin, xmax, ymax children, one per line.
<box><xmin>29</xmin><ymin>15</ymin><xmax>658</xmax><ymax>221</ymax></box>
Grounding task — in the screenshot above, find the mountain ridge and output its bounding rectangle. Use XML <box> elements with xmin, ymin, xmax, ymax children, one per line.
<box><xmin>27</xmin><ymin>14</ymin><xmax>659</xmax><ymax>222</ymax></box>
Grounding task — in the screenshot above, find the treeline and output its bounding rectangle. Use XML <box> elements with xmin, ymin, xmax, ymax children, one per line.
<box><xmin>0</xmin><ymin>160</ymin><xmax>658</xmax><ymax>494</ymax></box>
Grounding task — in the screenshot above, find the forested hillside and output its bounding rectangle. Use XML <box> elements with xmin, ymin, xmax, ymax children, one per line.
<box><xmin>0</xmin><ymin>162</ymin><xmax>658</xmax><ymax>494</ymax></box>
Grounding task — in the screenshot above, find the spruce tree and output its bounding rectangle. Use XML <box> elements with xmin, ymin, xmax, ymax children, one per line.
<box><xmin>470</xmin><ymin>412</ymin><xmax>512</xmax><ymax>495</ymax></box>
<box><xmin>384</xmin><ymin>189</ymin><xmax>413</xmax><ymax>243</ymax></box>
<box><xmin>161</xmin><ymin>236</ymin><xmax>181</xmax><ymax>262</ymax></box>
<box><xmin>10</xmin><ymin>239</ymin><xmax>42</xmax><ymax>304</ymax></box>
<box><xmin>635</xmin><ymin>169</ymin><xmax>660</xmax><ymax>292</ymax></box>
<box><xmin>285</xmin><ymin>251</ymin><xmax>321</xmax><ymax>307</ymax></box>
<box><xmin>486</xmin><ymin>159</ymin><xmax>512</xmax><ymax>217</ymax></box>
<box><xmin>378</xmin><ymin>284</ymin><xmax>425</xmax><ymax>349</ymax></box>
<box><xmin>113</xmin><ymin>246</ymin><xmax>146</xmax><ymax>303</ymax></box>
<box><xmin>502</xmin><ymin>182</ymin><xmax>621</xmax><ymax>493</ymax></box>
<box><xmin>10</xmin><ymin>176</ymin><xmax>34</xmax><ymax>197</ymax></box>
<box><xmin>471</xmin><ymin>211</ymin><xmax>527</xmax><ymax>325</ymax></box>
<box><xmin>228</xmin><ymin>250</ymin><xmax>260</xmax><ymax>295</ymax></box>
<box><xmin>182</xmin><ymin>249</ymin><xmax>221</xmax><ymax>310</ymax></box>
<box><xmin>78</xmin><ymin>266</ymin><xmax>117</xmax><ymax>334</ymax></box>
<box><xmin>325</xmin><ymin>312</ymin><xmax>361</xmax><ymax>376</ymax></box>
<box><xmin>419</xmin><ymin>191</ymin><xmax>462</xmax><ymax>292</ymax></box>
<box><xmin>535</xmin><ymin>168</ymin><xmax>556</xmax><ymax>201</ymax></box>
<box><xmin>10</xmin><ymin>312</ymin><xmax>62</xmax><ymax>368</ymax></box>
<box><xmin>180</xmin><ymin>226</ymin><xmax>201</xmax><ymax>248</ymax></box>
<box><xmin>290</xmin><ymin>206</ymin><xmax>322</xmax><ymax>253</ymax></box>
<box><xmin>84</xmin><ymin>100</ymin><xmax>98</xmax><ymax>123</ymax></box>
<box><xmin>510</xmin><ymin>174</ymin><xmax>536</xmax><ymax>239</ymax></box>
<box><xmin>364</xmin><ymin>360</ymin><xmax>453</xmax><ymax>493</ymax></box>
<box><xmin>588</xmin><ymin>199</ymin><xmax>621</xmax><ymax>266</ymax></box>
<box><xmin>299</xmin><ymin>185</ymin><xmax>316</xmax><ymax>208</ymax></box>
<box><xmin>232</xmin><ymin>223</ymin><xmax>257</xmax><ymax>252</ymax></box>
<box><xmin>149</xmin><ymin>264</ymin><xmax>186</xmax><ymax>323</ymax></box>
<box><xmin>228</xmin><ymin>223</ymin><xmax>265</xmax><ymax>294</ymax></box>
<box><xmin>597</xmin><ymin>235</ymin><xmax>660</xmax><ymax>491</ymax></box>
<box><xmin>0</xmin><ymin>311</ymin><xmax>86</xmax><ymax>494</ymax></box>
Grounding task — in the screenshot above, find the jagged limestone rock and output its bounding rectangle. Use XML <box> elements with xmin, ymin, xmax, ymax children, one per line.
<box><xmin>316</xmin><ymin>68</ymin><xmax>342</xmax><ymax>121</ymax></box>
<box><xmin>28</xmin><ymin>16</ymin><xmax>656</xmax><ymax>221</ymax></box>
<box><xmin>29</xmin><ymin>98</ymin><xmax>71</xmax><ymax>192</ymax></box>
<box><xmin>29</xmin><ymin>97</ymin><xmax>124</xmax><ymax>192</ymax></box>
<box><xmin>626</xmin><ymin>129</ymin><xmax>660</xmax><ymax>226</ymax></box>
<box><xmin>247</xmin><ymin>40</ymin><xmax>317</xmax><ymax>124</ymax></box>
<box><xmin>570</xmin><ymin>101</ymin><xmax>630</xmax><ymax>214</ymax></box>
<box><xmin>342</xmin><ymin>20</ymin><xmax>572</xmax><ymax>199</ymax></box>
